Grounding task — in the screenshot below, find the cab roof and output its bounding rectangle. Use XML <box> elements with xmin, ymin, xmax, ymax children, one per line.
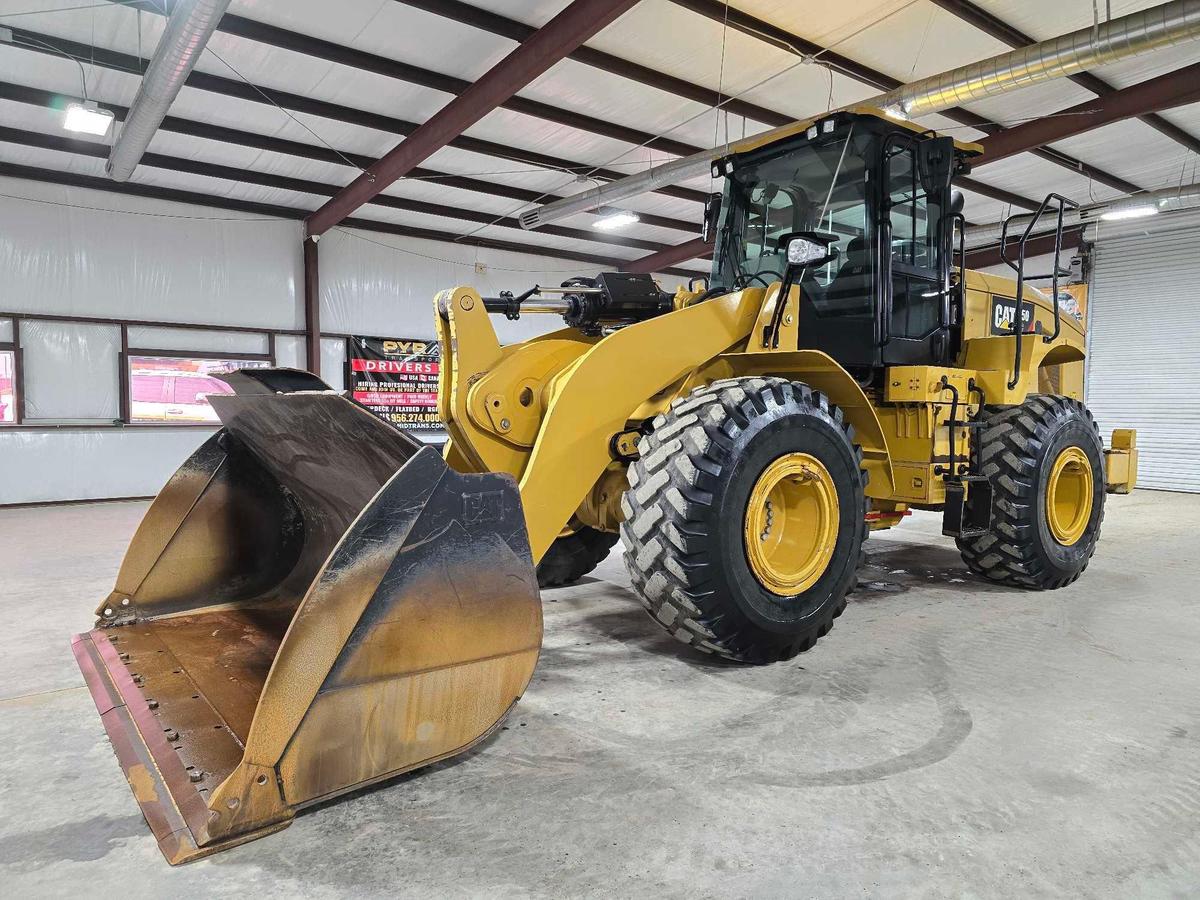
<box><xmin>728</xmin><ymin>105</ymin><xmax>984</xmax><ymax>158</ymax></box>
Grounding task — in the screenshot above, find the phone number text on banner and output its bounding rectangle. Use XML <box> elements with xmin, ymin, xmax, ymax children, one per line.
<box><xmin>347</xmin><ymin>336</ymin><xmax>442</xmax><ymax>431</ymax></box>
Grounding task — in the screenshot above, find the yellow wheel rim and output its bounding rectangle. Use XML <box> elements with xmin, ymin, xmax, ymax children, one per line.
<box><xmin>744</xmin><ymin>453</ymin><xmax>840</xmax><ymax>596</ymax></box>
<box><xmin>1046</xmin><ymin>446</ymin><xmax>1093</xmax><ymax>546</ymax></box>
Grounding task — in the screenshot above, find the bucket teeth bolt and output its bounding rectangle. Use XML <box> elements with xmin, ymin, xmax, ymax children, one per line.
<box><xmin>164</xmin><ymin>728</ymin><xmax>179</xmax><ymax>742</ymax></box>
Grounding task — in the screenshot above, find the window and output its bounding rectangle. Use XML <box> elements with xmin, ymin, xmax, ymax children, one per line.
<box><xmin>128</xmin><ymin>355</ymin><xmax>269</xmax><ymax>424</ymax></box>
<box><xmin>885</xmin><ymin>146</ymin><xmax>943</xmax><ymax>340</ymax></box>
<box><xmin>0</xmin><ymin>350</ymin><xmax>15</xmax><ymax>424</ymax></box>
<box><xmin>713</xmin><ymin>130</ymin><xmax>874</xmax><ymax>319</ymax></box>
<box><xmin>886</xmin><ymin>149</ymin><xmax>940</xmax><ymax>270</ymax></box>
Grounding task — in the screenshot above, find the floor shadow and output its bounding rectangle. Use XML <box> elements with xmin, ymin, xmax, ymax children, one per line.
<box><xmin>552</xmin><ymin>585</ymin><xmax>744</xmax><ymax>671</ymax></box>
<box><xmin>0</xmin><ymin>813</ymin><xmax>145</xmax><ymax>872</ymax></box>
<box><xmin>854</xmin><ymin>542</ymin><xmax>1023</xmax><ymax>599</ymax></box>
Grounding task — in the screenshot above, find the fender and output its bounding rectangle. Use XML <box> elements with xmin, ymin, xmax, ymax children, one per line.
<box><xmin>706</xmin><ymin>350</ymin><xmax>896</xmax><ymax>499</ymax></box>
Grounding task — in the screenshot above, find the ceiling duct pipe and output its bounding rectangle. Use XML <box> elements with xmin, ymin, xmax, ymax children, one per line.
<box><xmin>519</xmin><ymin>0</ymin><xmax>1200</xmax><ymax>231</ymax></box>
<box><xmin>964</xmin><ymin>182</ymin><xmax>1200</xmax><ymax>247</ymax></box>
<box><xmin>106</xmin><ymin>0</ymin><xmax>231</xmax><ymax>182</ymax></box>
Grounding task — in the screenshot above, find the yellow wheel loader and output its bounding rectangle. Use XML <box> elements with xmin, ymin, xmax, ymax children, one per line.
<box><xmin>73</xmin><ymin>106</ymin><xmax>1137</xmax><ymax>863</ymax></box>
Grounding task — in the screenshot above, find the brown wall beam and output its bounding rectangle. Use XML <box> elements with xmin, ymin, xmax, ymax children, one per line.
<box><xmin>930</xmin><ymin>0</ymin><xmax>1200</xmax><ymax>156</ymax></box>
<box><xmin>7</xmin><ymin>29</ymin><xmax>708</xmax><ymax>206</ymax></box>
<box><xmin>394</xmin><ymin>0</ymin><xmax>792</xmax><ymax>127</ymax></box>
<box><xmin>669</xmin><ymin>0</ymin><xmax>1142</xmax><ymax>195</ymax></box>
<box><xmin>305</xmin><ymin>0</ymin><xmax>643</xmax><ymax>235</ymax></box>
<box><xmin>621</xmin><ymin>236</ymin><xmax>712</xmax><ymax>274</ymax></box>
<box><xmin>0</xmin><ymin>125</ymin><xmax>678</xmax><ymax>255</ymax></box>
<box><xmin>964</xmin><ymin>227</ymin><xmax>1084</xmax><ymax>270</ymax></box>
<box><xmin>0</xmin><ymin>81</ymin><xmax>698</xmax><ymax>235</ymax></box>
<box><xmin>304</xmin><ymin>238</ymin><xmax>321</xmax><ymax>377</ymax></box>
<box><xmin>118</xmin><ymin>0</ymin><xmax>700</xmax><ymax>160</ymax></box>
<box><xmin>978</xmin><ymin>63</ymin><xmax>1200</xmax><ymax>165</ymax></box>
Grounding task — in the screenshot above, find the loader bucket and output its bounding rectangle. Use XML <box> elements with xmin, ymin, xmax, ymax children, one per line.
<box><xmin>71</xmin><ymin>370</ymin><xmax>542</xmax><ymax>864</ymax></box>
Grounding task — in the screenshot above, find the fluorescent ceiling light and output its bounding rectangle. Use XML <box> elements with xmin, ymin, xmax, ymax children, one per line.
<box><xmin>1099</xmin><ymin>204</ymin><xmax>1158</xmax><ymax>221</ymax></box>
<box><xmin>592</xmin><ymin>210</ymin><xmax>640</xmax><ymax>231</ymax></box>
<box><xmin>64</xmin><ymin>102</ymin><xmax>114</xmax><ymax>136</ymax></box>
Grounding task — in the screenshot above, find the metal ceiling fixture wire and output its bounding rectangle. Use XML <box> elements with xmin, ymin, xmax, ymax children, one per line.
<box><xmin>0</xmin><ymin>190</ymin><xmax>291</xmax><ymax>221</ymax></box>
<box><xmin>449</xmin><ymin>1</ymin><xmax>916</xmax><ymax>250</ymax></box>
<box><xmin>201</xmin><ymin>44</ymin><xmax>376</xmax><ymax>180</ymax></box>
<box><xmin>11</xmin><ymin>33</ymin><xmax>93</xmax><ymax>99</ymax></box>
<box><xmin>708</xmin><ymin>0</ymin><xmax>732</xmax><ymax>195</ymax></box>
<box><xmin>0</xmin><ymin>1</ymin><xmax>137</xmax><ymax>19</ymax></box>
<box><xmin>909</xmin><ymin>4</ymin><xmax>936</xmax><ymax>79</ymax></box>
<box><xmin>330</xmin><ymin>226</ymin><xmax>615</xmax><ymax>274</ymax></box>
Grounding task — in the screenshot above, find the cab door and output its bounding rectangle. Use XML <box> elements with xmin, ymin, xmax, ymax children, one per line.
<box><xmin>881</xmin><ymin>136</ymin><xmax>953</xmax><ymax>366</ymax></box>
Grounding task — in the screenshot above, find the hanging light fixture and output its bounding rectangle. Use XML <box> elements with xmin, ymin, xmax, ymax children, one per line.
<box><xmin>592</xmin><ymin>210</ymin><xmax>641</xmax><ymax>231</ymax></box>
<box><xmin>63</xmin><ymin>101</ymin><xmax>115</xmax><ymax>136</ymax></box>
<box><xmin>1099</xmin><ymin>203</ymin><xmax>1158</xmax><ymax>221</ymax></box>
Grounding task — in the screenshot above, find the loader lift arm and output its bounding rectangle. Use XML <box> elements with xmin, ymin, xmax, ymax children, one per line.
<box><xmin>435</xmin><ymin>283</ymin><xmax>766</xmax><ymax>561</ymax></box>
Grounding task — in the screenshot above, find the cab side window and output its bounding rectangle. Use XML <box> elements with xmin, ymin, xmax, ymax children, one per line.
<box><xmin>886</xmin><ymin>145</ymin><xmax>943</xmax><ymax>339</ymax></box>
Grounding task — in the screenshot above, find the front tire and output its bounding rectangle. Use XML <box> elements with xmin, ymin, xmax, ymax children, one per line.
<box><xmin>957</xmin><ymin>395</ymin><xmax>1105</xmax><ymax>588</ymax></box>
<box><xmin>621</xmin><ymin>377</ymin><xmax>867</xmax><ymax>664</ymax></box>
<box><xmin>537</xmin><ymin>526</ymin><xmax>619</xmax><ymax>588</ymax></box>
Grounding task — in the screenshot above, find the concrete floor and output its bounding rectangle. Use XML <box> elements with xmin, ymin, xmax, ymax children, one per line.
<box><xmin>1</xmin><ymin>492</ymin><xmax>1197</xmax><ymax>898</ymax></box>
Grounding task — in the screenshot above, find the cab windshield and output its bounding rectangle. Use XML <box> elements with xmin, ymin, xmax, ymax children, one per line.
<box><xmin>711</xmin><ymin>130</ymin><xmax>873</xmax><ymax>313</ymax></box>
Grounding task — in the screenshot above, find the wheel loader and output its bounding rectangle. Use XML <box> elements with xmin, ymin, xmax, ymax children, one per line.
<box><xmin>72</xmin><ymin>106</ymin><xmax>1137</xmax><ymax>863</ymax></box>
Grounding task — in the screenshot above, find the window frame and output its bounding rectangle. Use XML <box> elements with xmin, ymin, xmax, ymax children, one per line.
<box><xmin>0</xmin><ymin>341</ymin><xmax>20</xmax><ymax>426</ymax></box>
<box><xmin>123</xmin><ymin>347</ymin><xmax>274</xmax><ymax>426</ymax></box>
<box><xmin>880</xmin><ymin>136</ymin><xmax>946</xmax><ymax>343</ymax></box>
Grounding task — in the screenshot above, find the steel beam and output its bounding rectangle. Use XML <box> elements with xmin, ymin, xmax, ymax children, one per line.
<box><xmin>620</xmin><ymin>236</ymin><xmax>712</xmax><ymax>274</ymax></box>
<box><xmin>303</xmin><ymin>238</ymin><xmax>320</xmax><ymax>377</ymax></box>
<box><xmin>304</xmin><ymin>0</ymin><xmax>641</xmax><ymax>236</ymax></box>
<box><xmin>6</xmin><ymin>29</ymin><xmax>709</xmax><ymax>206</ymax></box>
<box><xmin>0</xmin><ymin>125</ymin><xmax>673</xmax><ymax>254</ymax></box>
<box><xmin>0</xmin><ymin>81</ymin><xmax>696</xmax><ymax>235</ymax></box>
<box><xmin>977</xmin><ymin>62</ymin><xmax>1200</xmax><ymax>164</ymax></box>
<box><xmin>397</xmin><ymin>0</ymin><xmax>1038</xmax><ymax>211</ymax></box>
<box><xmin>964</xmin><ymin>227</ymin><xmax>1084</xmax><ymax>270</ymax></box>
<box><xmin>669</xmin><ymin>0</ymin><xmax>1143</xmax><ymax>194</ymax></box>
<box><xmin>116</xmin><ymin>1</ymin><xmax>700</xmax><ymax>161</ymax></box>
<box><xmin>394</xmin><ymin>0</ymin><xmax>792</xmax><ymax>127</ymax></box>
<box><xmin>930</xmin><ymin>0</ymin><xmax>1200</xmax><ymax>156</ymax></box>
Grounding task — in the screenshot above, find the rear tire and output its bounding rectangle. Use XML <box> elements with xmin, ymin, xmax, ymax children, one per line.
<box><xmin>621</xmin><ymin>377</ymin><xmax>867</xmax><ymax>664</ymax></box>
<box><xmin>537</xmin><ymin>526</ymin><xmax>619</xmax><ymax>588</ymax></box>
<box><xmin>957</xmin><ymin>394</ymin><xmax>1105</xmax><ymax>588</ymax></box>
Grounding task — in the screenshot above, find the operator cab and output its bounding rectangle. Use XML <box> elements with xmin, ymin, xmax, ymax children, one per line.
<box><xmin>709</xmin><ymin>108</ymin><xmax>979</xmax><ymax>374</ymax></box>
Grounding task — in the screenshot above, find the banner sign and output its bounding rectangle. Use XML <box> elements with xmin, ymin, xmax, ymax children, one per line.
<box><xmin>347</xmin><ymin>336</ymin><xmax>442</xmax><ymax>431</ymax></box>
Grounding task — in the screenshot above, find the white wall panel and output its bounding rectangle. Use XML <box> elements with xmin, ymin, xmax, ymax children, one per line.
<box><xmin>0</xmin><ymin>178</ymin><xmax>303</xmax><ymax>329</ymax></box>
<box><xmin>321</xmin><ymin>337</ymin><xmax>346</xmax><ymax>391</ymax></box>
<box><xmin>274</xmin><ymin>335</ymin><xmax>306</xmax><ymax>369</ymax></box>
<box><xmin>320</xmin><ymin>228</ymin><xmax>670</xmax><ymax>345</ymax></box>
<box><xmin>0</xmin><ymin>428</ymin><xmax>213</xmax><ymax>505</ymax></box>
<box><xmin>125</xmin><ymin>327</ymin><xmax>270</xmax><ymax>355</ymax></box>
<box><xmin>21</xmin><ymin>321</ymin><xmax>120</xmax><ymax>421</ymax></box>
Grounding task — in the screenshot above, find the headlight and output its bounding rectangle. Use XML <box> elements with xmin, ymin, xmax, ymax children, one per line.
<box><xmin>787</xmin><ymin>237</ymin><xmax>830</xmax><ymax>266</ymax></box>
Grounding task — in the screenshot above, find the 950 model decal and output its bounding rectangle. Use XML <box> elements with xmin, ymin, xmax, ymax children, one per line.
<box><xmin>990</xmin><ymin>296</ymin><xmax>1036</xmax><ymax>336</ymax></box>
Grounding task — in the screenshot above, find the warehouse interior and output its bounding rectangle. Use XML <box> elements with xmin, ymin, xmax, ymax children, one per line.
<box><xmin>1</xmin><ymin>0</ymin><xmax>1198</xmax><ymax>895</ymax></box>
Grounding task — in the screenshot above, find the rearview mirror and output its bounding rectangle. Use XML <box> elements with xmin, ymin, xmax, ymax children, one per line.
<box><xmin>778</xmin><ymin>231</ymin><xmax>839</xmax><ymax>270</ymax></box>
<box><xmin>918</xmin><ymin>135</ymin><xmax>956</xmax><ymax>196</ymax></box>
<box><xmin>702</xmin><ymin>192</ymin><xmax>722</xmax><ymax>243</ymax></box>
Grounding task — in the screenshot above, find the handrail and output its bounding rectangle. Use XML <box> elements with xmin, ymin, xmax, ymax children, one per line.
<box><xmin>998</xmin><ymin>192</ymin><xmax>1079</xmax><ymax>388</ymax></box>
